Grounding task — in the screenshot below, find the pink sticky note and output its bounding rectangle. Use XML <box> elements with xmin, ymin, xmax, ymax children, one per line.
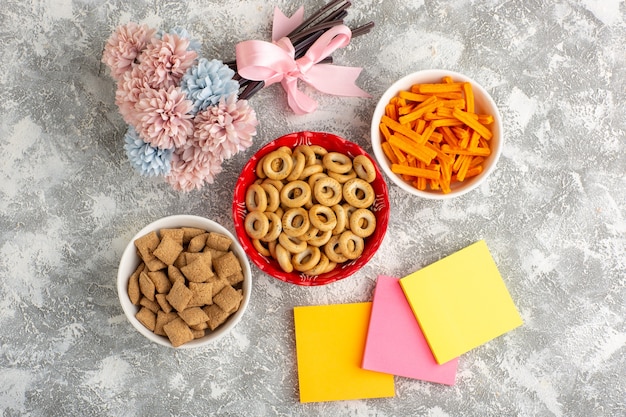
<box><xmin>362</xmin><ymin>275</ymin><xmax>458</xmax><ymax>385</ymax></box>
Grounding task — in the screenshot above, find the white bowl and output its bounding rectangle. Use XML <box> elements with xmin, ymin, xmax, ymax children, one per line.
<box><xmin>370</xmin><ymin>69</ymin><xmax>503</xmax><ymax>199</ymax></box>
<box><xmin>117</xmin><ymin>215</ymin><xmax>252</xmax><ymax>348</ymax></box>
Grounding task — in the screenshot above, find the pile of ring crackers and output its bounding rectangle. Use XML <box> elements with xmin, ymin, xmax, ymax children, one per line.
<box><xmin>242</xmin><ymin>145</ymin><xmax>379</xmax><ymax>276</ymax></box>
<box><xmin>128</xmin><ymin>227</ymin><xmax>245</xmax><ymax>347</ymax></box>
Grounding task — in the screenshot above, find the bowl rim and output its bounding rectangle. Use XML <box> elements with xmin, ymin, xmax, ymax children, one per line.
<box><xmin>116</xmin><ymin>214</ymin><xmax>252</xmax><ymax>348</ymax></box>
<box><xmin>232</xmin><ymin>131</ymin><xmax>390</xmax><ymax>286</ymax></box>
<box><xmin>370</xmin><ymin>68</ymin><xmax>503</xmax><ymax>199</ymax></box>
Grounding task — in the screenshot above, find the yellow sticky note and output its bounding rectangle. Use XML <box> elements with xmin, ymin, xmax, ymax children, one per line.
<box><xmin>400</xmin><ymin>240</ymin><xmax>523</xmax><ymax>365</ymax></box>
<box><xmin>294</xmin><ymin>302</ymin><xmax>395</xmax><ymax>403</ymax></box>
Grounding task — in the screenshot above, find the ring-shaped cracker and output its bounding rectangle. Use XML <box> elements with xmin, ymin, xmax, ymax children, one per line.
<box><xmin>262</xmin><ymin>178</ymin><xmax>284</xmax><ymax>192</ymax></box>
<box><xmin>324</xmin><ymin>261</ymin><xmax>337</xmax><ymax>274</ymax></box>
<box><xmin>324</xmin><ymin>235</ymin><xmax>349</xmax><ymax>263</ymax></box>
<box><xmin>292</xmin><ymin>246</ymin><xmax>321</xmax><ymax>272</ymax></box>
<box><xmin>307</xmin><ymin>229</ymin><xmax>332</xmax><ymax>247</ymax></box>
<box><xmin>353</xmin><ymin>155</ymin><xmax>377</xmax><ymax>183</ymax></box>
<box><xmin>252</xmin><ymin>238</ymin><xmax>271</xmax><ymax>257</ymax></box>
<box><xmin>342</xmin><ymin>203</ymin><xmax>358</xmax><ymax>223</ymax></box>
<box><xmin>310</xmin><ymin>145</ymin><xmax>328</xmax><ymax>159</ymax></box>
<box><xmin>275</xmin><ymin>243</ymin><xmax>294</xmax><ymax>273</ymax></box>
<box><xmin>313</xmin><ymin>177</ymin><xmax>343</xmax><ymax>206</ymax></box>
<box><xmin>255</xmin><ymin>155</ymin><xmax>268</xmax><ymax>179</ymax></box>
<box><xmin>343</xmin><ymin>178</ymin><xmax>375</xmax><ymax>208</ymax></box>
<box><xmin>282</xmin><ymin>207</ymin><xmax>310</xmax><ymax>237</ymax></box>
<box><xmin>307</xmin><ymin>172</ymin><xmax>328</xmax><ymax>192</ymax></box>
<box><xmin>349</xmin><ymin>208</ymin><xmax>376</xmax><ymax>238</ymax></box>
<box><xmin>286</xmin><ymin>152</ymin><xmax>306</xmax><ymax>181</ymax></box>
<box><xmin>262</xmin><ymin>150</ymin><xmax>293</xmax><ymax>180</ymax></box>
<box><xmin>280</xmin><ymin>180</ymin><xmax>311</xmax><ymax>208</ymax></box>
<box><xmin>245</xmin><ymin>183</ymin><xmax>268</xmax><ymax>212</ymax></box>
<box><xmin>261</xmin><ymin>211</ymin><xmax>283</xmax><ymax>242</ymax></box>
<box><xmin>308</xmin><ymin>204</ymin><xmax>337</xmax><ymax>232</ymax></box>
<box><xmin>323</xmin><ymin>152</ymin><xmax>353</xmax><ymax>174</ymax></box>
<box><xmin>331</xmin><ymin>204</ymin><xmax>347</xmax><ymax>235</ymax></box>
<box><xmin>300</xmin><ymin>226</ymin><xmax>320</xmax><ymax>242</ymax></box>
<box><xmin>278</xmin><ymin>232</ymin><xmax>307</xmax><ymax>253</ymax></box>
<box><xmin>294</xmin><ymin>145</ymin><xmax>317</xmax><ymax>166</ymax></box>
<box><xmin>338</xmin><ymin>230</ymin><xmax>364</xmax><ymax>260</ymax></box>
<box><xmin>244</xmin><ymin>211</ymin><xmax>269</xmax><ymax>240</ymax></box>
<box><xmin>260</xmin><ymin>183</ymin><xmax>280</xmax><ymax>212</ymax></box>
<box><xmin>302</xmin><ymin>253</ymin><xmax>330</xmax><ymax>276</ymax></box>
<box><xmin>268</xmin><ymin>240</ymin><xmax>277</xmax><ymax>259</ymax></box>
<box><xmin>298</xmin><ymin>164</ymin><xmax>324</xmax><ymax>180</ymax></box>
<box><xmin>277</xmin><ymin>146</ymin><xmax>292</xmax><ymax>155</ymax></box>
<box><xmin>328</xmin><ymin>169</ymin><xmax>357</xmax><ymax>183</ymax></box>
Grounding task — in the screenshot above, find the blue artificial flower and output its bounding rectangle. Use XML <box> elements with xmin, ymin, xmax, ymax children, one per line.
<box><xmin>180</xmin><ymin>58</ymin><xmax>240</xmax><ymax>114</ymax></box>
<box><xmin>156</xmin><ymin>27</ymin><xmax>202</xmax><ymax>52</ymax></box>
<box><xmin>123</xmin><ymin>126</ymin><xmax>173</xmax><ymax>177</ymax></box>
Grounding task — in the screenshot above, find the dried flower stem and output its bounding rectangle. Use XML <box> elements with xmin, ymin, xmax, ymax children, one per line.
<box><xmin>228</xmin><ymin>0</ymin><xmax>374</xmax><ymax>100</ymax></box>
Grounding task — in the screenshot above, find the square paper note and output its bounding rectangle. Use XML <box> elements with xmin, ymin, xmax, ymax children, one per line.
<box><xmin>400</xmin><ymin>240</ymin><xmax>523</xmax><ymax>365</ymax></box>
<box><xmin>293</xmin><ymin>302</ymin><xmax>395</xmax><ymax>403</ymax></box>
<box><xmin>362</xmin><ymin>275</ymin><xmax>458</xmax><ymax>385</ymax></box>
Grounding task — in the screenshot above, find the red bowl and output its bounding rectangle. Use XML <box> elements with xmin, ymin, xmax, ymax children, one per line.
<box><xmin>232</xmin><ymin>131</ymin><xmax>390</xmax><ymax>286</ymax></box>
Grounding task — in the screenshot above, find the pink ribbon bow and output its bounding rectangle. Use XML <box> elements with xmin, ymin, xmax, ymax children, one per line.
<box><xmin>235</xmin><ymin>7</ymin><xmax>370</xmax><ymax>115</ymax></box>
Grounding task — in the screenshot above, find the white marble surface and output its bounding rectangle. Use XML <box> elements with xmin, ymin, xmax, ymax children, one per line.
<box><xmin>1</xmin><ymin>0</ymin><xmax>625</xmax><ymax>415</ymax></box>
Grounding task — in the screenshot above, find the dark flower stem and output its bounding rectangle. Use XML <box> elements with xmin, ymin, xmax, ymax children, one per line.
<box><xmin>287</xmin><ymin>0</ymin><xmax>349</xmax><ymax>38</ymax></box>
<box><xmin>227</xmin><ymin>0</ymin><xmax>374</xmax><ymax>101</ymax></box>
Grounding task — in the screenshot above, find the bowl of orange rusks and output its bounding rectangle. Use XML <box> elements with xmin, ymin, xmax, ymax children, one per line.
<box><xmin>370</xmin><ymin>69</ymin><xmax>503</xmax><ymax>199</ymax></box>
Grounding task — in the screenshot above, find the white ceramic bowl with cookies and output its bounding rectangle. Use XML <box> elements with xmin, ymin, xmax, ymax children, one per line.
<box><xmin>370</xmin><ymin>69</ymin><xmax>503</xmax><ymax>199</ymax></box>
<box><xmin>117</xmin><ymin>215</ymin><xmax>252</xmax><ymax>348</ymax></box>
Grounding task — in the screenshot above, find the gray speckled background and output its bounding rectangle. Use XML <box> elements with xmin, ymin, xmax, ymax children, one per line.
<box><xmin>1</xmin><ymin>0</ymin><xmax>625</xmax><ymax>416</ymax></box>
